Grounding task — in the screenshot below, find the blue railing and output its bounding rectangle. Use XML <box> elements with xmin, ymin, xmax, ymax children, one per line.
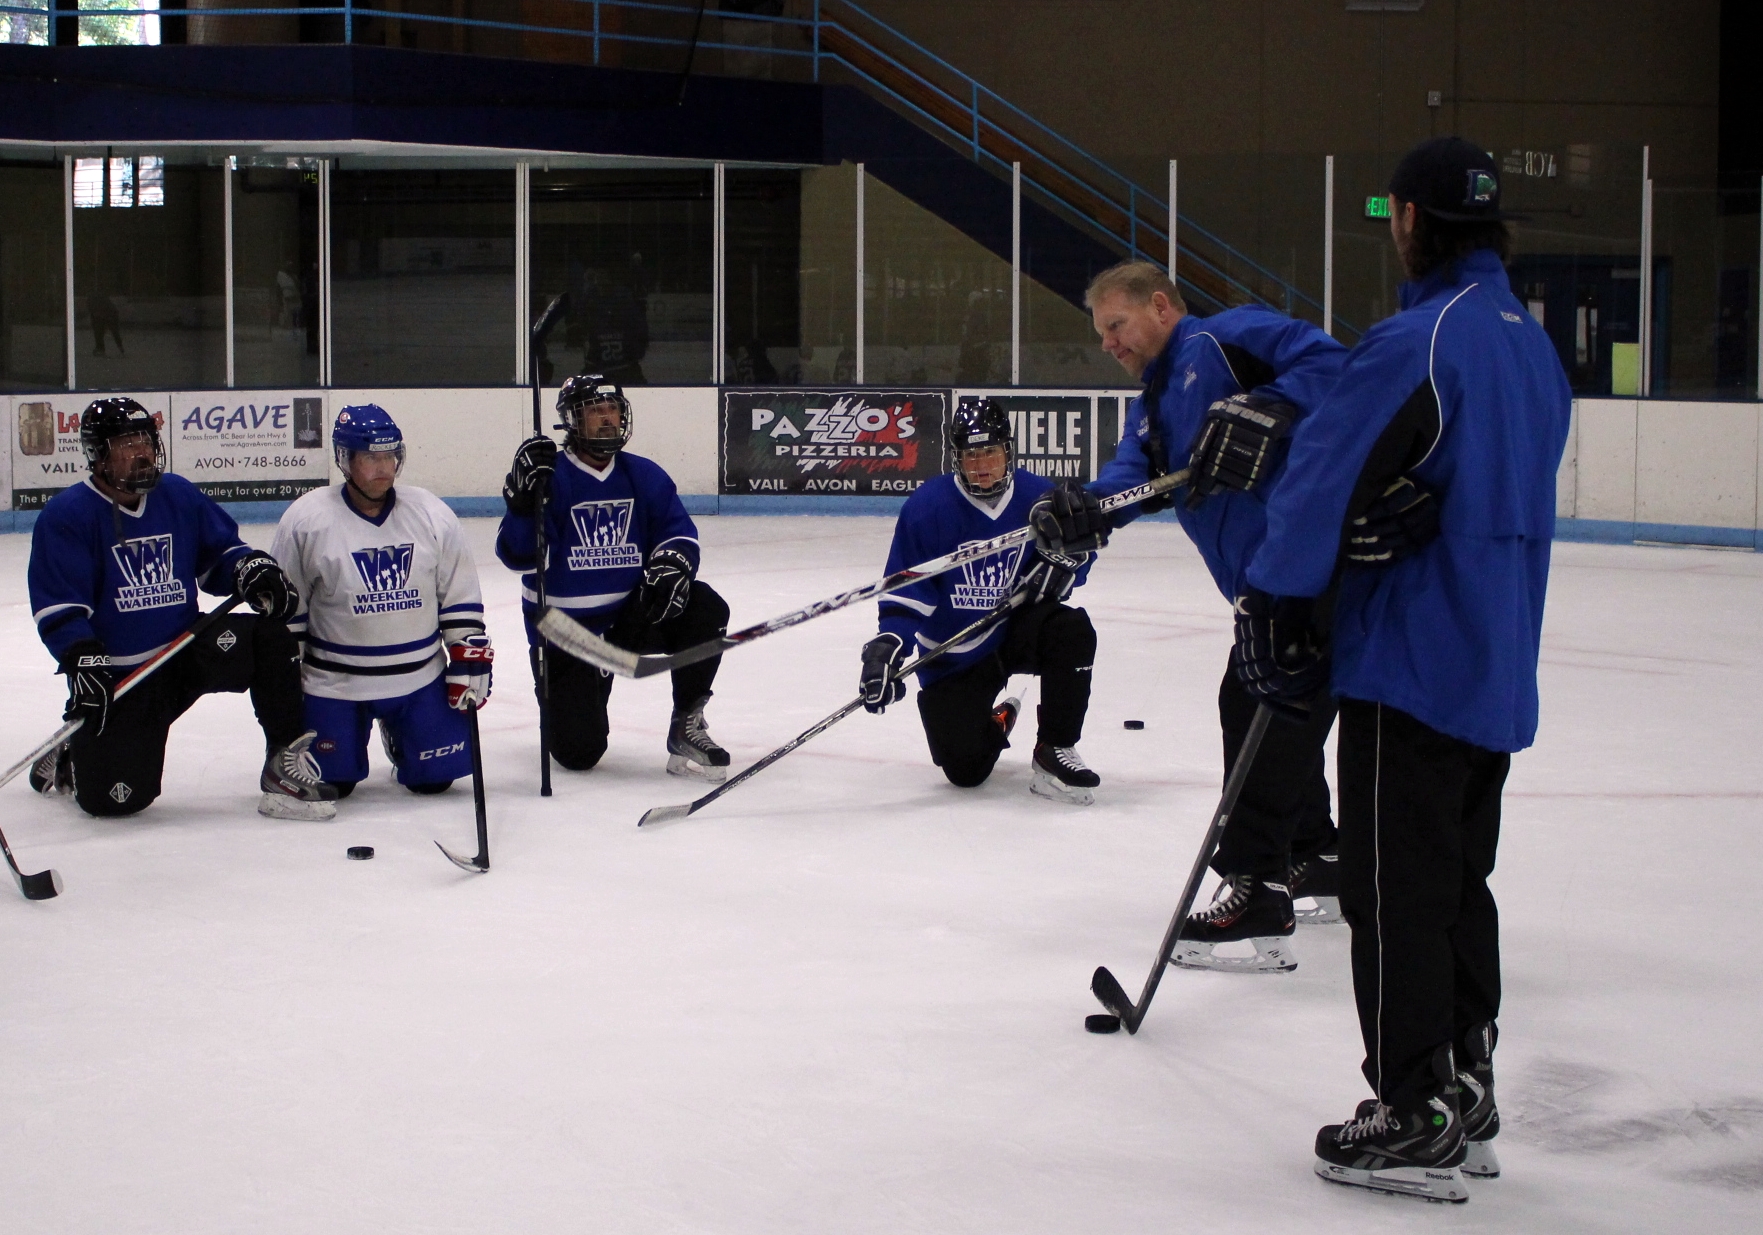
<box><xmin>12</xmin><ymin>0</ymin><xmax>1355</xmax><ymax>338</ymax></box>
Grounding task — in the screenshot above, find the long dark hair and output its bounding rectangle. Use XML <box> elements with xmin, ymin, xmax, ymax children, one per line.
<box><xmin>1404</xmin><ymin>207</ymin><xmax>1511</xmax><ymax>279</ymax></box>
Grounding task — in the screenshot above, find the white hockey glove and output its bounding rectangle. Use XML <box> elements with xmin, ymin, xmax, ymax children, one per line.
<box><xmin>446</xmin><ymin>633</ymin><xmax>494</xmax><ymax>710</ymax></box>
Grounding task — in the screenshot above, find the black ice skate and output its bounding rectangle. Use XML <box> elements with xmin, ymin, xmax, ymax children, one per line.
<box><xmin>667</xmin><ymin>695</ymin><xmax>730</xmax><ymax>783</ymax></box>
<box><xmin>28</xmin><ymin>742</ymin><xmax>74</xmax><ymax>797</ymax></box>
<box><xmin>1030</xmin><ymin>742</ymin><xmax>1099</xmax><ymax>806</ymax></box>
<box><xmin>259</xmin><ymin>731</ymin><xmax>340</xmax><ymax>821</ymax></box>
<box><xmin>1314</xmin><ymin>1049</ymin><xmax>1469</xmax><ymax>1203</ymax></box>
<box><xmin>1289</xmin><ymin>846</ymin><xmax>1343</xmax><ymax>925</ymax></box>
<box><xmin>378</xmin><ymin>717</ymin><xmax>404</xmax><ymax>779</ymax></box>
<box><xmin>1458</xmin><ymin>1021</ymin><xmax>1501</xmax><ymax>1179</ymax></box>
<box><xmin>992</xmin><ymin>696</ymin><xmax>1021</xmax><ymax>744</ymax></box>
<box><xmin>1171</xmin><ymin>874</ymin><xmax>1298</xmax><ymax>972</ymax></box>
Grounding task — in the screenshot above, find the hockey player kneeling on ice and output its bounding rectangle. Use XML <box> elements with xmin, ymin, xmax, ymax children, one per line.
<box><xmin>26</xmin><ymin>398</ymin><xmax>336</xmax><ymax>821</ymax></box>
<box><xmin>497</xmin><ymin>375</ymin><xmax>730</xmax><ymax>780</ymax></box>
<box><xmin>271</xmin><ymin>405</ymin><xmax>491</xmax><ymax>800</ymax></box>
<box><xmin>861</xmin><ymin>398</ymin><xmax>1100</xmax><ymax>805</ymax></box>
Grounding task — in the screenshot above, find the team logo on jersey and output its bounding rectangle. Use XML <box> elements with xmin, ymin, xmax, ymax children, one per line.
<box><xmin>111</xmin><ymin>534</ymin><xmax>188</xmax><ymax>613</ymax></box>
<box><xmin>567</xmin><ymin>500</ymin><xmax>643</xmax><ymax>571</ymax></box>
<box><xmin>950</xmin><ymin>542</ymin><xmax>1026</xmax><ymax>610</ymax></box>
<box><xmin>350</xmin><ymin>543</ymin><xmax>423</xmax><ymax>615</ymax></box>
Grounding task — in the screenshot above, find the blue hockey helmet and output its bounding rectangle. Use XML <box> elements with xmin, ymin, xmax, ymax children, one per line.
<box><xmin>332</xmin><ymin>404</ymin><xmax>405</xmax><ymax>476</ymax></box>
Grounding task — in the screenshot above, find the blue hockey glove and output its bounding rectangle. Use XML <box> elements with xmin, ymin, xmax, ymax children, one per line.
<box><xmin>859</xmin><ymin>632</ymin><xmax>907</xmax><ymax>714</ymax></box>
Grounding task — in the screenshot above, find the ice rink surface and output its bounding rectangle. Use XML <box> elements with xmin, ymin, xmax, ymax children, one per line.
<box><xmin>2</xmin><ymin>514</ymin><xmax>1760</xmax><ymax>1234</ymax></box>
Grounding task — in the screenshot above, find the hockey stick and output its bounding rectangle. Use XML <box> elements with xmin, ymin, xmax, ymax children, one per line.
<box><xmin>436</xmin><ymin>703</ymin><xmax>490</xmax><ymax>873</ymax></box>
<box><xmin>1090</xmin><ymin>702</ymin><xmax>1274</xmax><ymax>1033</ymax></box>
<box><xmin>638</xmin><ymin>590</ymin><xmax>1030</xmax><ymax>827</ymax></box>
<box><xmin>0</xmin><ymin>596</ymin><xmax>245</xmax><ymax>901</ymax></box>
<box><xmin>539</xmin><ymin>469</ymin><xmax>1191</xmax><ymax>681</ymax></box>
<box><xmin>529</xmin><ymin>291</ymin><xmax>570</xmax><ymax>798</ymax></box>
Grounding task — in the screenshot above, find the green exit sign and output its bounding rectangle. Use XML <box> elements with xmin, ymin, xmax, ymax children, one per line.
<box><xmin>1364</xmin><ymin>195</ymin><xmax>1392</xmax><ymax>219</ymax></box>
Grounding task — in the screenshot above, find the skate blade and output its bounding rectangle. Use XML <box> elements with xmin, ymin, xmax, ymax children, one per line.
<box><xmin>256</xmin><ymin>792</ymin><xmax>337</xmax><ymax>822</ymax></box>
<box><xmin>1295</xmin><ymin>895</ymin><xmax>1344</xmax><ymax>925</ymax></box>
<box><xmin>1029</xmin><ymin>770</ymin><xmax>1094</xmax><ymax>806</ymax></box>
<box><xmin>666</xmin><ymin>754</ymin><xmax>727</xmax><ymax>784</ymax></box>
<box><xmin>1314</xmin><ymin>1159</ymin><xmax>1469</xmax><ymax>1203</ymax></box>
<box><xmin>1170</xmin><ymin>937</ymin><xmax>1297</xmax><ymax>973</ymax></box>
<box><xmin>1462</xmin><ymin>1140</ymin><xmax>1501</xmax><ymax>1178</ymax></box>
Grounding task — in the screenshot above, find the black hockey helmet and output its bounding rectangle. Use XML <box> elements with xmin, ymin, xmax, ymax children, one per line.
<box><xmin>556</xmin><ymin>373</ymin><xmax>631</xmax><ymax>457</ymax></box>
<box><xmin>948</xmin><ymin>396</ymin><xmax>1014</xmax><ymax>499</ymax></box>
<box><xmin>80</xmin><ymin>396</ymin><xmax>164</xmax><ymax>494</ymax></box>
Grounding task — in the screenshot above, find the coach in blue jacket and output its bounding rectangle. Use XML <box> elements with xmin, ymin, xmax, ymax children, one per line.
<box><xmin>1242</xmin><ymin>139</ymin><xmax>1572</xmax><ymax>1198</ymax></box>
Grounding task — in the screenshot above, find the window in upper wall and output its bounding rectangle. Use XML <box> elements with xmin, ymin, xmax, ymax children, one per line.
<box><xmin>74</xmin><ymin>156</ymin><xmax>166</xmax><ymax>209</ymax></box>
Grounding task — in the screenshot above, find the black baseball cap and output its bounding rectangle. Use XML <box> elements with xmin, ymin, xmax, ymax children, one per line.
<box><xmin>1388</xmin><ymin>137</ymin><xmax>1521</xmax><ymax>222</ymax></box>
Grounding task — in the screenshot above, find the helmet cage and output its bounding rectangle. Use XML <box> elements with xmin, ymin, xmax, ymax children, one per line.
<box><xmin>557</xmin><ymin>375</ymin><xmax>632</xmax><ymax>457</ymax></box>
<box><xmin>949</xmin><ymin>398</ymin><xmax>1015</xmax><ymax>499</ymax></box>
<box><xmin>81</xmin><ymin>398</ymin><xmax>165</xmax><ymax>494</ymax></box>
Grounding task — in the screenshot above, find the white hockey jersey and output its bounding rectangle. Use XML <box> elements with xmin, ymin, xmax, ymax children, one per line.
<box><xmin>271</xmin><ymin>485</ymin><xmax>487</xmax><ymax>702</ymax></box>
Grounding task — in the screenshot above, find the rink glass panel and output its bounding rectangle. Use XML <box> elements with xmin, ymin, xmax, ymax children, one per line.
<box><xmin>330</xmin><ymin>167</ymin><xmax>517</xmax><ymax>388</ymax></box>
<box><xmin>232</xmin><ymin>165</ymin><xmax>321</xmax><ymax>390</ymax></box>
<box><xmin>530</xmin><ymin>168</ymin><xmax>713</xmax><ymax>387</ymax></box>
<box><xmin>71</xmin><ymin>154</ymin><xmax>226</xmax><ymax>391</ymax></box>
<box><xmin>0</xmin><ymin>159</ymin><xmax>66</xmax><ymax>393</ymax></box>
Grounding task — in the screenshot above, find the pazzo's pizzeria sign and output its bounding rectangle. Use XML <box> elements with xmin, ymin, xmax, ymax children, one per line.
<box><xmin>719</xmin><ymin>388</ymin><xmax>949</xmax><ymax>496</ymax></box>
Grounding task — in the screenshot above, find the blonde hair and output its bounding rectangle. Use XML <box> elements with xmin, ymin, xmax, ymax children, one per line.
<box><xmin>1083</xmin><ymin>260</ymin><xmax>1186</xmax><ymax>314</ymax></box>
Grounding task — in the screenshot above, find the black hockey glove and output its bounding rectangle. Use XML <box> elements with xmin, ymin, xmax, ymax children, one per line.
<box><xmin>1015</xmin><ymin>547</ymin><xmax>1088</xmax><ymax>606</ymax></box>
<box><xmin>233</xmin><ymin>550</ymin><xmax>299</xmax><ymax>623</ymax></box>
<box><xmin>60</xmin><ymin>640</ymin><xmax>113</xmax><ymax>737</ymax></box>
<box><xmin>1029</xmin><ymin>480</ymin><xmax>1110</xmax><ymax>555</ymax></box>
<box><xmin>858</xmin><ymin>632</ymin><xmax>907</xmax><ymax>714</ymax></box>
<box><xmin>638</xmin><ymin>547</ymin><xmax>695</xmax><ymax>625</ymax></box>
<box><xmin>503</xmin><ymin>435</ymin><xmax>559</xmax><ymax>517</ymax></box>
<box><xmin>1232</xmin><ymin>588</ymin><xmax>1328</xmax><ymax>720</ymax></box>
<box><xmin>1343</xmin><ymin>476</ymin><xmax>1440</xmax><ymax>565</ymax></box>
<box><xmin>1185</xmin><ymin>393</ymin><xmax>1297</xmax><ymax>509</ymax></box>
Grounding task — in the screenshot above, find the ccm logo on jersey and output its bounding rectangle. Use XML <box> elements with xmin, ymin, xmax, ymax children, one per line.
<box><xmin>111</xmin><ymin>534</ymin><xmax>188</xmax><ymax>612</ymax></box>
<box><xmin>417</xmin><ymin>741</ymin><xmax>467</xmax><ymax>761</ymax></box>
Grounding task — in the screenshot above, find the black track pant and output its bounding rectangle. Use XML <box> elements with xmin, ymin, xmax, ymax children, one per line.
<box><xmin>534</xmin><ymin>581</ymin><xmax>729</xmax><ymax>772</ymax></box>
<box><xmin>1211</xmin><ymin>657</ymin><xmax>1339</xmax><ymax>882</ymax></box>
<box><xmin>915</xmin><ymin>601</ymin><xmax>1094</xmax><ymax>788</ymax></box>
<box><xmin>68</xmin><ymin>614</ymin><xmax>306</xmax><ymax>818</ymax></box>
<box><xmin>1337</xmin><ymin>698</ymin><xmax>1508</xmax><ymax>1108</ymax></box>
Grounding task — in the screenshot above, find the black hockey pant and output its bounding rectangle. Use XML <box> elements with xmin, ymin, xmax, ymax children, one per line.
<box><xmin>1210</xmin><ymin>656</ymin><xmax>1339</xmax><ymax>883</ymax></box>
<box><xmin>1337</xmin><ymin>698</ymin><xmax>1508</xmax><ymax>1108</ymax></box>
<box><xmin>68</xmin><ymin>614</ymin><xmax>306</xmax><ymax>818</ymax></box>
<box><xmin>915</xmin><ymin>601</ymin><xmax>1094</xmax><ymax>788</ymax></box>
<box><xmin>534</xmin><ymin>581</ymin><xmax>729</xmax><ymax>772</ymax></box>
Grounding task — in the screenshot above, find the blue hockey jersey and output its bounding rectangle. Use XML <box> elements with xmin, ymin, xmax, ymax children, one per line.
<box><xmin>28</xmin><ymin>474</ymin><xmax>252</xmax><ymax>667</ymax></box>
<box><xmin>496</xmin><ymin>449</ymin><xmax>699</xmax><ymax>639</ymax></box>
<box><xmin>1248</xmin><ymin>249</ymin><xmax>1572</xmax><ymax>753</ymax></box>
<box><xmin>878</xmin><ymin>470</ymin><xmax>1089</xmax><ymax>685</ymax></box>
<box><xmin>1091</xmin><ymin>305</ymin><xmax>1346</xmax><ymax>601</ymax></box>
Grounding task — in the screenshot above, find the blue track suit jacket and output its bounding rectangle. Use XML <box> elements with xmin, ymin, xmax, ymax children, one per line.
<box><xmin>1247</xmin><ymin>249</ymin><xmax>1573</xmax><ymax>753</ymax></box>
<box><xmin>1090</xmin><ymin>305</ymin><xmax>1346</xmax><ymax>601</ymax></box>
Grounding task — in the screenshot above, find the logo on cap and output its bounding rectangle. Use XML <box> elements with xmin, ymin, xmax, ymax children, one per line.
<box><xmin>1466</xmin><ymin>171</ymin><xmax>1498</xmax><ymax>206</ymax></box>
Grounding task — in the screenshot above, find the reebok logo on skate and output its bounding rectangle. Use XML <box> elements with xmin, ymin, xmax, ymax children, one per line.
<box><xmin>951</xmin><ymin>543</ymin><xmax>1026</xmax><ymax>610</ymax></box>
<box><xmin>111</xmin><ymin>535</ymin><xmax>187</xmax><ymax>612</ymax></box>
<box><xmin>567</xmin><ymin>500</ymin><xmax>642</xmax><ymax>571</ymax></box>
<box><xmin>351</xmin><ymin>544</ymin><xmax>422</xmax><ymax>615</ymax></box>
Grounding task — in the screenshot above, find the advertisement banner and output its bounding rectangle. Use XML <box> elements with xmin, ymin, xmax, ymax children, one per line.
<box><xmin>719</xmin><ymin>388</ymin><xmax>948</xmax><ymax>497</ymax></box>
<box><xmin>170</xmin><ymin>392</ymin><xmax>329</xmax><ymax>502</ymax></box>
<box><xmin>11</xmin><ymin>391</ymin><xmax>170</xmax><ymax>510</ymax></box>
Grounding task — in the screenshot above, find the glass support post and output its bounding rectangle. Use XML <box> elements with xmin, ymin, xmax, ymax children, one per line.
<box><xmin>514</xmin><ymin>161</ymin><xmax>530</xmax><ymax>386</ymax></box>
<box><xmin>1011</xmin><ymin>160</ymin><xmax>1021</xmax><ymax>387</ymax></box>
<box><xmin>712</xmin><ymin>162</ymin><xmax>725</xmax><ymax>384</ymax></box>
<box><xmin>64</xmin><ymin>154</ymin><xmax>75</xmax><ymax>392</ymax></box>
<box><xmin>1168</xmin><ymin>159</ymin><xmax>1177</xmax><ymax>279</ymax></box>
<box><xmin>224</xmin><ymin>158</ymin><xmax>236</xmax><ymax>389</ymax></box>
<box><xmin>318</xmin><ymin>159</ymin><xmax>332</xmax><ymax>387</ymax></box>
<box><xmin>1323</xmin><ymin>155</ymin><xmax>1334</xmax><ymax>338</ymax></box>
<box><xmin>1639</xmin><ymin>146</ymin><xmax>1653</xmax><ymax>397</ymax></box>
<box><xmin>1757</xmin><ymin>175</ymin><xmax>1762</xmax><ymax>401</ymax></box>
<box><xmin>855</xmin><ymin>162</ymin><xmax>866</xmax><ymax>384</ymax></box>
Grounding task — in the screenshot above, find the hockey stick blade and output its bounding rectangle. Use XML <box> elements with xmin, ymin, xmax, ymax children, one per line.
<box><xmin>637</xmin><ymin>802</ymin><xmax>694</xmax><ymax>827</ymax></box>
<box><xmin>434</xmin><ymin>840</ymin><xmax>489</xmax><ymax>873</ymax></box>
<box><xmin>545</xmin><ymin>471</ymin><xmax>1191</xmax><ymax>680</ymax></box>
<box><xmin>2</xmin><ymin>831</ymin><xmax>62</xmax><ymax>900</ymax></box>
<box><xmin>1090</xmin><ymin>966</ymin><xmax>1142</xmax><ymax>1033</ymax></box>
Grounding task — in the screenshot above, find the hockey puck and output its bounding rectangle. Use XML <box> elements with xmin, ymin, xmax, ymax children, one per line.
<box><xmin>1123</xmin><ymin>719</ymin><xmax>1145</xmax><ymax>730</ymax></box>
<box><xmin>1085</xmin><ymin>1013</ymin><xmax>1122</xmax><ymax>1034</ymax></box>
<box><xmin>347</xmin><ymin>846</ymin><xmax>375</xmax><ymax>861</ymax></box>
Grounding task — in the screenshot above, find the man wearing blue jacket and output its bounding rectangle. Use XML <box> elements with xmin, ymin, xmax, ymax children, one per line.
<box><xmin>1241</xmin><ymin>139</ymin><xmax>1572</xmax><ymax>1201</ymax></box>
<box><xmin>1086</xmin><ymin>261</ymin><xmax>1352</xmax><ymax>972</ymax></box>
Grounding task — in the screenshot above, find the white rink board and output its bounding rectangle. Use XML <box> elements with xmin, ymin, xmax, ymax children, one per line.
<box><xmin>2</xmin><ymin>519</ymin><xmax>1760</xmax><ymax>1234</ymax></box>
